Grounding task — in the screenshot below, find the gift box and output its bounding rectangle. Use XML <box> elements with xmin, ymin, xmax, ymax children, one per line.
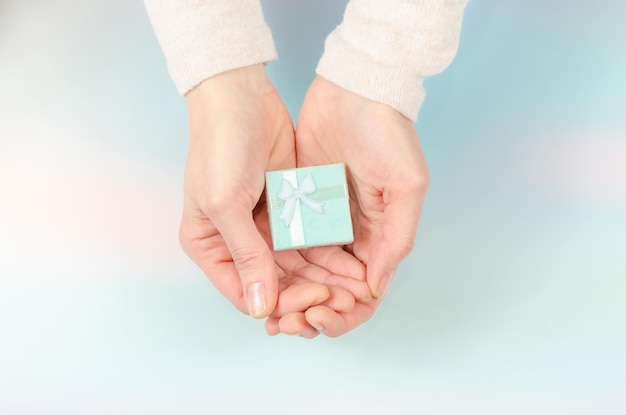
<box><xmin>265</xmin><ymin>163</ymin><xmax>354</xmax><ymax>251</ymax></box>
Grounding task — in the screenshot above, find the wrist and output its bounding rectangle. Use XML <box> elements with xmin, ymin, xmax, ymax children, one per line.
<box><xmin>313</xmin><ymin>76</ymin><xmax>412</xmax><ymax>125</ymax></box>
<box><xmin>186</xmin><ymin>64</ymin><xmax>274</xmax><ymax>107</ymax></box>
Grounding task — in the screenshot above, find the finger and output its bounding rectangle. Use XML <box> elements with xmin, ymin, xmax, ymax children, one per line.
<box><xmin>278</xmin><ymin>312</ymin><xmax>319</xmax><ymax>339</ymax></box>
<box><xmin>304</xmin><ymin>302</ymin><xmax>378</xmax><ymax>338</ymax></box>
<box><xmin>265</xmin><ymin>317</ymin><xmax>281</xmax><ymax>336</ymax></box>
<box><xmin>300</xmin><ymin>246</ymin><xmax>366</xmax><ymax>281</ymax></box>
<box><xmin>321</xmin><ymin>285</ymin><xmax>356</xmax><ymax>313</ymax></box>
<box><xmin>209</xmin><ymin>204</ymin><xmax>278</xmax><ymax>319</ymax></box>
<box><xmin>367</xmin><ymin>180</ymin><xmax>427</xmax><ymax>298</ymax></box>
<box><xmin>275</xmin><ymin>250</ymin><xmax>372</xmax><ymax>302</ymax></box>
<box><xmin>271</xmin><ymin>280</ymin><xmax>329</xmax><ymax>317</ymax></box>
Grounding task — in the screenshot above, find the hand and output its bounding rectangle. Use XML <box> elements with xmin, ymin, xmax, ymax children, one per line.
<box><xmin>272</xmin><ymin>76</ymin><xmax>429</xmax><ymax>337</ymax></box>
<box><xmin>180</xmin><ymin>65</ymin><xmax>370</xmax><ymax>324</ymax></box>
<box><xmin>180</xmin><ymin>64</ymin><xmax>295</xmax><ymax>318</ymax></box>
<box><xmin>255</xmin><ymin>205</ymin><xmax>373</xmax><ymax>338</ymax></box>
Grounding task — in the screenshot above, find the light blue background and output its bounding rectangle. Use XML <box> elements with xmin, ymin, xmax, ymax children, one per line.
<box><xmin>0</xmin><ymin>1</ymin><xmax>625</xmax><ymax>413</ymax></box>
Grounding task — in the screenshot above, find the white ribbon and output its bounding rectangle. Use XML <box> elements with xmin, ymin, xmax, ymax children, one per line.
<box><xmin>276</xmin><ymin>172</ymin><xmax>325</xmax><ymax>248</ymax></box>
<box><xmin>278</xmin><ymin>173</ymin><xmax>325</xmax><ymax>226</ymax></box>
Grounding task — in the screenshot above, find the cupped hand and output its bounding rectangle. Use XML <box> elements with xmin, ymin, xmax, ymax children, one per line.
<box><xmin>254</xmin><ymin>200</ymin><xmax>372</xmax><ymax>338</ymax></box>
<box><xmin>180</xmin><ymin>64</ymin><xmax>295</xmax><ymax>318</ymax></box>
<box><xmin>180</xmin><ymin>65</ymin><xmax>370</xmax><ymax>324</ymax></box>
<box><xmin>273</xmin><ymin>76</ymin><xmax>430</xmax><ymax>337</ymax></box>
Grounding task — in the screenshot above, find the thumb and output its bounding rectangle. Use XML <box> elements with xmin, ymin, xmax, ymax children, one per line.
<box><xmin>366</xmin><ymin>184</ymin><xmax>426</xmax><ymax>299</ymax></box>
<box><xmin>212</xmin><ymin>205</ymin><xmax>278</xmax><ymax>318</ymax></box>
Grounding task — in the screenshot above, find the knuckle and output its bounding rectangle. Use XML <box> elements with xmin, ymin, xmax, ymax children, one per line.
<box><xmin>178</xmin><ymin>221</ymin><xmax>192</xmax><ymax>254</ymax></box>
<box><xmin>230</xmin><ymin>245</ymin><xmax>268</xmax><ymax>275</ymax></box>
<box><xmin>203</xmin><ymin>192</ymin><xmax>235</xmax><ymax>216</ymax></box>
<box><xmin>406</xmin><ymin>173</ymin><xmax>429</xmax><ymax>194</ymax></box>
<box><xmin>396</xmin><ymin>234</ymin><xmax>416</xmax><ymax>258</ymax></box>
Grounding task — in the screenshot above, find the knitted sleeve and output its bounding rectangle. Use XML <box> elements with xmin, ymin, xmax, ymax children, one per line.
<box><xmin>144</xmin><ymin>0</ymin><xmax>277</xmax><ymax>95</ymax></box>
<box><xmin>316</xmin><ymin>0</ymin><xmax>468</xmax><ymax>122</ymax></box>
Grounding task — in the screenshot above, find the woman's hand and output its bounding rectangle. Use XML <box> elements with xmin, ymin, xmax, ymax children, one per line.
<box><xmin>271</xmin><ymin>76</ymin><xmax>429</xmax><ymax>337</ymax></box>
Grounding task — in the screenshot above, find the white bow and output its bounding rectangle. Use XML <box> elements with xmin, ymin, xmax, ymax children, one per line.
<box><xmin>277</xmin><ymin>174</ymin><xmax>325</xmax><ymax>226</ymax></box>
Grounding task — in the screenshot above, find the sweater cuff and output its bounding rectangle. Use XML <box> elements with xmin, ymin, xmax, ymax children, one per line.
<box><xmin>317</xmin><ymin>0</ymin><xmax>468</xmax><ymax>122</ymax></box>
<box><xmin>145</xmin><ymin>0</ymin><xmax>277</xmax><ymax>96</ymax></box>
<box><xmin>317</xmin><ymin>35</ymin><xmax>425</xmax><ymax>122</ymax></box>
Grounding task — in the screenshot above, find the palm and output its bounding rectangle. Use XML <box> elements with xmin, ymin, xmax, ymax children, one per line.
<box><xmin>254</xmin><ymin>204</ymin><xmax>371</xmax><ymax>338</ymax></box>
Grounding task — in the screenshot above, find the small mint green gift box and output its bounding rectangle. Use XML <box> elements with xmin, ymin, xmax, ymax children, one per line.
<box><xmin>265</xmin><ymin>163</ymin><xmax>354</xmax><ymax>251</ymax></box>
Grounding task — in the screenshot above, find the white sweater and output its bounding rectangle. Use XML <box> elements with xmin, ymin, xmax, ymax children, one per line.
<box><xmin>145</xmin><ymin>0</ymin><xmax>468</xmax><ymax>121</ymax></box>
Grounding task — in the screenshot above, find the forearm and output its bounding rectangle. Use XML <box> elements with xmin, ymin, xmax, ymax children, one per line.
<box><xmin>144</xmin><ymin>0</ymin><xmax>277</xmax><ymax>95</ymax></box>
<box><xmin>317</xmin><ymin>0</ymin><xmax>468</xmax><ymax>122</ymax></box>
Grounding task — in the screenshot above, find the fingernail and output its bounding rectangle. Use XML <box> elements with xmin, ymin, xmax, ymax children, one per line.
<box><xmin>372</xmin><ymin>271</ymin><xmax>395</xmax><ymax>299</ymax></box>
<box><xmin>310</xmin><ymin>322</ymin><xmax>325</xmax><ymax>332</ymax></box>
<box><xmin>247</xmin><ymin>282</ymin><xmax>267</xmax><ymax>318</ymax></box>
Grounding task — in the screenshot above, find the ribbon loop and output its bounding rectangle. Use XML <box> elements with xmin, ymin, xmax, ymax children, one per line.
<box><xmin>277</xmin><ymin>174</ymin><xmax>325</xmax><ymax>226</ymax></box>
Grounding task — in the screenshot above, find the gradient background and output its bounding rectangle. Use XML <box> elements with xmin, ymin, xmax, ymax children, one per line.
<box><xmin>1</xmin><ymin>1</ymin><xmax>625</xmax><ymax>414</ymax></box>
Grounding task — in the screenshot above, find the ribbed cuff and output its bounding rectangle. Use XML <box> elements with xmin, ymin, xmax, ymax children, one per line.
<box><xmin>316</xmin><ymin>0</ymin><xmax>468</xmax><ymax>123</ymax></box>
<box><xmin>317</xmin><ymin>33</ymin><xmax>425</xmax><ymax>122</ymax></box>
<box><xmin>145</xmin><ymin>0</ymin><xmax>277</xmax><ymax>96</ymax></box>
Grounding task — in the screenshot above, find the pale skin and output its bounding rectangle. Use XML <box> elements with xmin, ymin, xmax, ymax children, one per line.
<box><xmin>267</xmin><ymin>76</ymin><xmax>429</xmax><ymax>337</ymax></box>
<box><xmin>181</xmin><ymin>64</ymin><xmax>428</xmax><ymax>338</ymax></box>
<box><xmin>181</xmin><ymin>64</ymin><xmax>371</xmax><ymax>339</ymax></box>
